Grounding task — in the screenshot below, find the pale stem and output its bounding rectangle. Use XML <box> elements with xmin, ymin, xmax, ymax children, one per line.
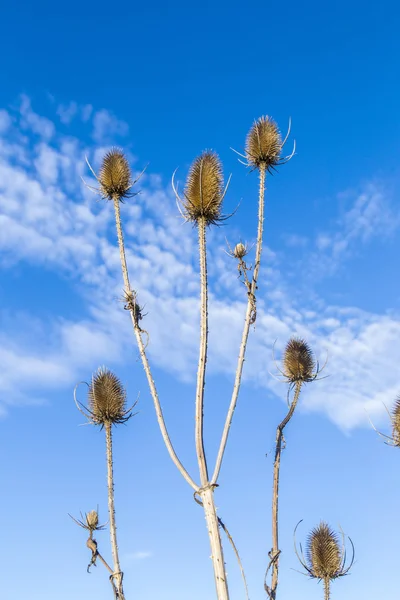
<box><xmin>113</xmin><ymin>198</ymin><xmax>199</xmax><ymax>491</ymax></box>
<box><xmin>105</xmin><ymin>421</ymin><xmax>125</xmax><ymax>600</ymax></box>
<box><xmin>269</xmin><ymin>381</ymin><xmax>302</xmax><ymax>599</ymax></box>
<box><xmin>324</xmin><ymin>578</ymin><xmax>330</xmax><ymax>600</ymax></box>
<box><xmin>201</xmin><ymin>486</ymin><xmax>230</xmax><ymax>600</ymax></box>
<box><xmin>196</xmin><ymin>216</ymin><xmax>209</xmax><ymax>485</ymax></box>
<box><xmin>212</xmin><ymin>164</ymin><xmax>266</xmax><ymax>485</ymax></box>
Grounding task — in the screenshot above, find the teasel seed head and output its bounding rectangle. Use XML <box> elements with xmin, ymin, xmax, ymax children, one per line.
<box><xmin>233</xmin><ymin>242</ymin><xmax>247</xmax><ymax>259</ymax></box>
<box><xmin>88</xmin><ymin>367</ymin><xmax>129</xmax><ymax>426</ymax></box>
<box><xmin>391</xmin><ymin>396</ymin><xmax>400</xmax><ymax>445</ymax></box>
<box><xmin>245</xmin><ymin>116</ymin><xmax>282</xmax><ymax>170</ymax></box>
<box><xmin>182</xmin><ymin>151</ymin><xmax>225</xmax><ymax>225</ymax></box>
<box><xmin>86</xmin><ymin>510</ymin><xmax>99</xmax><ymax>531</ymax></box>
<box><xmin>307</xmin><ymin>522</ymin><xmax>342</xmax><ymax>580</ymax></box>
<box><xmin>98</xmin><ymin>148</ymin><xmax>133</xmax><ymax>201</ymax></box>
<box><xmin>282</xmin><ymin>337</ymin><xmax>316</xmax><ymax>383</ymax></box>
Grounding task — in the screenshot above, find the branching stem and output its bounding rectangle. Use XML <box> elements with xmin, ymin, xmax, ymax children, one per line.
<box><xmin>113</xmin><ymin>198</ymin><xmax>199</xmax><ymax>491</ymax></box>
<box><xmin>212</xmin><ymin>163</ymin><xmax>266</xmax><ymax>485</ymax></box>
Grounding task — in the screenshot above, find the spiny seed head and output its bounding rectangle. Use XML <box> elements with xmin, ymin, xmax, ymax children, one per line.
<box><xmin>86</xmin><ymin>510</ymin><xmax>99</xmax><ymax>531</ymax></box>
<box><xmin>98</xmin><ymin>148</ymin><xmax>132</xmax><ymax>200</ymax></box>
<box><xmin>88</xmin><ymin>367</ymin><xmax>127</xmax><ymax>426</ymax></box>
<box><xmin>307</xmin><ymin>522</ymin><xmax>342</xmax><ymax>580</ymax></box>
<box><xmin>282</xmin><ymin>337</ymin><xmax>316</xmax><ymax>383</ymax></box>
<box><xmin>233</xmin><ymin>243</ymin><xmax>247</xmax><ymax>259</ymax></box>
<box><xmin>245</xmin><ymin>116</ymin><xmax>282</xmax><ymax>170</ymax></box>
<box><xmin>183</xmin><ymin>151</ymin><xmax>225</xmax><ymax>225</ymax></box>
<box><xmin>392</xmin><ymin>396</ymin><xmax>400</xmax><ymax>445</ymax></box>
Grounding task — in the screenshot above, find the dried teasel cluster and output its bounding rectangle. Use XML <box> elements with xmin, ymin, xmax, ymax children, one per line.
<box><xmin>174</xmin><ymin>151</ymin><xmax>229</xmax><ymax>226</ymax></box>
<box><xmin>74</xmin><ymin>367</ymin><xmax>134</xmax><ymax>427</ymax></box>
<box><xmin>245</xmin><ymin>116</ymin><xmax>283</xmax><ymax>170</ymax></box>
<box><xmin>295</xmin><ymin>521</ymin><xmax>354</xmax><ymax>594</ymax></box>
<box><xmin>390</xmin><ymin>396</ymin><xmax>400</xmax><ymax>445</ymax></box>
<box><xmin>281</xmin><ymin>337</ymin><xmax>318</xmax><ymax>384</ymax></box>
<box><xmin>88</xmin><ymin>367</ymin><xmax>131</xmax><ymax>426</ymax></box>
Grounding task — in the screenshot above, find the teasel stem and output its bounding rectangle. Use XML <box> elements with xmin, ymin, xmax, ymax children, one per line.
<box><xmin>268</xmin><ymin>381</ymin><xmax>302</xmax><ymax>599</ymax></box>
<box><xmin>112</xmin><ymin>198</ymin><xmax>199</xmax><ymax>491</ymax></box>
<box><xmin>195</xmin><ymin>216</ymin><xmax>230</xmax><ymax>600</ymax></box>
<box><xmin>201</xmin><ymin>485</ymin><xmax>230</xmax><ymax>600</ymax></box>
<box><xmin>196</xmin><ymin>216</ymin><xmax>210</xmax><ymax>485</ymax></box>
<box><xmin>324</xmin><ymin>578</ymin><xmax>330</xmax><ymax>600</ymax></box>
<box><xmin>104</xmin><ymin>421</ymin><xmax>125</xmax><ymax>599</ymax></box>
<box><xmin>212</xmin><ymin>163</ymin><xmax>266</xmax><ymax>486</ymax></box>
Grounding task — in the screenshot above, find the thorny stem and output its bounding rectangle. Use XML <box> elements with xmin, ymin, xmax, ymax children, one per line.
<box><xmin>105</xmin><ymin>421</ymin><xmax>125</xmax><ymax>600</ymax></box>
<box><xmin>212</xmin><ymin>163</ymin><xmax>266</xmax><ymax>485</ymax></box>
<box><xmin>268</xmin><ymin>381</ymin><xmax>302</xmax><ymax>600</ymax></box>
<box><xmin>196</xmin><ymin>216</ymin><xmax>209</xmax><ymax>485</ymax></box>
<box><xmin>324</xmin><ymin>578</ymin><xmax>330</xmax><ymax>600</ymax></box>
<box><xmin>196</xmin><ymin>217</ymin><xmax>230</xmax><ymax>600</ymax></box>
<box><xmin>113</xmin><ymin>198</ymin><xmax>199</xmax><ymax>491</ymax></box>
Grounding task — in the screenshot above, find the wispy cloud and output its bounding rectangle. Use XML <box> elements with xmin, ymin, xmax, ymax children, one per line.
<box><xmin>0</xmin><ymin>97</ymin><xmax>399</xmax><ymax>430</ymax></box>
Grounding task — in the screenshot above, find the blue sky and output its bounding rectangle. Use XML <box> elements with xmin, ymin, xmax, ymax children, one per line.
<box><xmin>0</xmin><ymin>1</ymin><xmax>399</xmax><ymax>599</ymax></box>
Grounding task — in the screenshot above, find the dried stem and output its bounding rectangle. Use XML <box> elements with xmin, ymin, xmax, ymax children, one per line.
<box><xmin>196</xmin><ymin>216</ymin><xmax>210</xmax><ymax>485</ymax></box>
<box><xmin>268</xmin><ymin>381</ymin><xmax>302</xmax><ymax>599</ymax></box>
<box><xmin>112</xmin><ymin>198</ymin><xmax>198</xmax><ymax>491</ymax></box>
<box><xmin>201</xmin><ymin>486</ymin><xmax>230</xmax><ymax>600</ymax></box>
<box><xmin>324</xmin><ymin>577</ymin><xmax>330</xmax><ymax>600</ymax></box>
<box><xmin>196</xmin><ymin>216</ymin><xmax>230</xmax><ymax>600</ymax></box>
<box><xmin>212</xmin><ymin>163</ymin><xmax>266</xmax><ymax>485</ymax></box>
<box><xmin>105</xmin><ymin>421</ymin><xmax>125</xmax><ymax>600</ymax></box>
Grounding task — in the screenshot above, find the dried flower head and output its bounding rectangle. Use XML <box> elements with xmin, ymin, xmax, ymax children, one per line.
<box><xmin>86</xmin><ymin>510</ymin><xmax>99</xmax><ymax>530</ymax></box>
<box><xmin>307</xmin><ymin>523</ymin><xmax>342</xmax><ymax>580</ymax></box>
<box><xmin>233</xmin><ymin>242</ymin><xmax>247</xmax><ymax>259</ymax></box>
<box><xmin>295</xmin><ymin>520</ymin><xmax>354</xmax><ymax>584</ymax></box>
<box><xmin>282</xmin><ymin>337</ymin><xmax>316</xmax><ymax>383</ymax></box>
<box><xmin>98</xmin><ymin>149</ymin><xmax>133</xmax><ymax>201</ymax></box>
<box><xmin>69</xmin><ymin>508</ymin><xmax>107</xmax><ymax>532</ymax></box>
<box><xmin>245</xmin><ymin>116</ymin><xmax>282</xmax><ymax>170</ymax></box>
<box><xmin>177</xmin><ymin>151</ymin><xmax>227</xmax><ymax>225</ymax></box>
<box><xmin>88</xmin><ymin>367</ymin><xmax>130</xmax><ymax>426</ymax></box>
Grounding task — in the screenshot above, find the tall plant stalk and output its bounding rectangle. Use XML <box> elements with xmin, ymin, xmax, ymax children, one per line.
<box><xmin>268</xmin><ymin>381</ymin><xmax>302</xmax><ymax>599</ymax></box>
<box><xmin>212</xmin><ymin>163</ymin><xmax>266</xmax><ymax>485</ymax></box>
<box><xmin>105</xmin><ymin>421</ymin><xmax>125</xmax><ymax>599</ymax></box>
<box><xmin>196</xmin><ymin>215</ymin><xmax>229</xmax><ymax>600</ymax></box>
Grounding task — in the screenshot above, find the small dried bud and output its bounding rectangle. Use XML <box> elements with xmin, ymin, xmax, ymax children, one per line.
<box><xmin>183</xmin><ymin>151</ymin><xmax>225</xmax><ymax>225</ymax></box>
<box><xmin>233</xmin><ymin>243</ymin><xmax>247</xmax><ymax>259</ymax></box>
<box><xmin>88</xmin><ymin>367</ymin><xmax>127</xmax><ymax>426</ymax></box>
<box><xmin>98</xmin><ymin>148</ymin><xmax>132</xmax><ymax>201</ymax></box>
<box><xmin>307</xmin><ymin>522</ymin><xmax>342</xmax><ymax>580</ymax></box>
<box><xmin>392</xmin><ymin>397</ymin><xmax>400</xmax><ymax>445</ymax></box>
<box><xmin>282</xmin><ymin>337</ymin><xmax>316</xmax><ymax>383</ymax></box>
<box><xmin>86</xmin><ymin>510</ymin><xmax>99</xmax><ymax>531</ymax></box>
<box><xmin>245</xmin><ymin>116</ymin><xmax>282</xmax><ymax>169</ymax></box>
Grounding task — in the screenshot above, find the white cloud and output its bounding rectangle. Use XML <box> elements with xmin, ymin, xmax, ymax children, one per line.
<box><xmin>0</xmin><ymin>97</ymin><xmax>399</xmax><ymax>431</ymax></box>
<box><xmin>123</xmin><ymin>551</ymin><xmax>153</xmax><ymax>561</ymax></box>
<box><xmin>92</xmin><ymin>109</ymin><xmax>129</xmax><ymax>143</ymax></box>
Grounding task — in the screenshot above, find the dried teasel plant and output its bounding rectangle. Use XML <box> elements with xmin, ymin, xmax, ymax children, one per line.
<box><xmin>73</xmin><ymin>368</ymin><xmax>137</xmax><ymax>600</ymax></box>
<box><xmin>368</xmin><ymin>395</ymin><xmax>400</xmax><ymax>447</ymax></box>
<box><xmin>294</xmin><ymin>520</ymin><xmax>355</xmax><ymax>600</ymax></box>
<box><xmin>85</xmin><ymin>116</ymin><xmax>293</xmax><ymax>600</ymax></box>
<box><xmin>265</xmin><ymin>338</ymin><xmax>325</xmax><ymax>600</ymax></box>
<box><xmin>69</xmin><ymin>509</ymin><xmax>114</xmax><ymax>577</ymax></box>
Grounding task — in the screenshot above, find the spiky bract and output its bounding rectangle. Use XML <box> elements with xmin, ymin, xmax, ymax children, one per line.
<box><xmin>307</xmin><ymin>522</ymin><xmax>342</xmax><ymax>580</ymax></box>
<box><xmin>98</xmin><ymin>149</ymin><xmax>132</xmax><ymax>201</ymax></box>
<box><xmin>392</xmin><ymin>397</ymin><xmax>400</xmax><ymax>445</ymax></box>
<box><xmin>283</xmin><ymin>337</ymin><xmax>316</xmax><ymax>383</ymax></box>
<box><xmin>245</xmin><ymin>116</ymin><xmax>282</xmax><ymax>170</ymax></box>
<box><xmin>88</xmin><ymin>368</ymin><xmax>128</xmax><ymax>426</ymax></box>
<box><xmin>183</xmin><ymin>151</ymin><xmax>225</xmax><ymax>225</ymax></box>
